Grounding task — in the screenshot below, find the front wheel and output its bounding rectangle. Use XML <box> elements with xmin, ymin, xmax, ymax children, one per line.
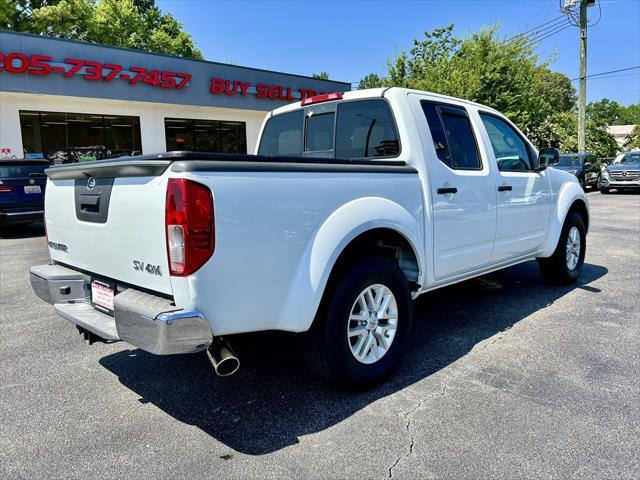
<box><xmin>579</xmin><ymin>177</ymin><xmax>586</xmax><ymax>190</ymax></box>
<box><xmin>537</xmin><ymin>211</ymin><xmax>586</xmax><ymax>284</ymax></box>
<box><xmin>304</xmin><ymin>256</ymin><xmax>412</xmax><ymax>388</ymax></box>
<box><xmin>594</xmin><ymin>173</ymin><xmax>601</xmax><ymax>190</ymax></box>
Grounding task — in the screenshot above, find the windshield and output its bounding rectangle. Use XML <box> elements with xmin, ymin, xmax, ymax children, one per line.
<box><xmin>614</xmin><ymin>152</ymin><xmax>640</xmax><ymax>164</ymax></box>
<box><xmin>556</xmin><ymin>155</ymin><xmax>582</xmax><ymax>167</ymax></box>
<box><xmin>0</xmin><ymin>164</ymin><xmax>48</xmax><ymax>178</ymax></box>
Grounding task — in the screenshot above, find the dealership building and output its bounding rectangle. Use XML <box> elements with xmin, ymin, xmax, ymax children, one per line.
<box><xmin>0</xmin><ymin>30</ymin><xmax>350</xmax><ymax>161</ymax></box>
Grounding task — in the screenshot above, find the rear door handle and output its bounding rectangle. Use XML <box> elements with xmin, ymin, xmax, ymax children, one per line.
<box><xmin>437</xmin><ymin>187</ymin><xmax>458</xmax><ymax>195</ymax></box>
<box><xmin>498</xmin><ymin>185</ymin><xmax>513</xmax><ymax>192</ymax></box>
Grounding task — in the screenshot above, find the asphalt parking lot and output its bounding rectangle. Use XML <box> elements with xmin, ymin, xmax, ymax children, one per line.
<box><xmin>1</xmin><ymin>191</ymin><xmax>638</xmax><ymax>479</ymax></box>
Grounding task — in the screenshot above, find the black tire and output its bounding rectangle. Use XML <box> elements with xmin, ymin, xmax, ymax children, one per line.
<box><xmin>600</xmin><ymin>187</ymin><xmax>609</xmax><ymax>194</ymax></box>
<box><xmin>304</xmin><ymin>255</ymin><xmax>412</xmax><ymax>389</ymax></box>
<box><xmin>579</xmin><ymin>177</ymin><xmax>586</xmax><ymax>190</ymax></box>
<box><xmin>537</xmin><ymin>211</ymin><xmax>586</xmax><ymax>284</ymax></box>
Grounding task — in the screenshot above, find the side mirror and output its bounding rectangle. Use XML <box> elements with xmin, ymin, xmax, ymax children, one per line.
<box><xmin>537</xmin><ymin>147</ymin><xmax>559</xmax><ymax>169</ymax></box>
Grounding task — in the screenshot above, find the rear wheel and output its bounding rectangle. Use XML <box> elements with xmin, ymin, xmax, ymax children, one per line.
<box><xmin>305</xmin><ymin>256</ymin><xmax>412</xmax><ymax>388</ymax></box>
<box><xmin>537</xmin><ymin>211</ymin><xmax>586</xmax><ymax>284</ymax></box>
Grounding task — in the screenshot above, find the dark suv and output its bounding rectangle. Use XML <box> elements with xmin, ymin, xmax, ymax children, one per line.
<box><xmin>0</xmin><ymin>159</ymin><xmax>49</xmax><ymax>227</ymax></box>
<box><xmin>551</xmin><ymin>152</ymin><xmax>601</xmax><ymax>190</ymax></box>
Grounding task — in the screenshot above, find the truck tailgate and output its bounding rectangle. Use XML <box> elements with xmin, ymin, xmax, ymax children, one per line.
<box><xmin>45</xmin><ymin>173</ymin><xmax>172</xmax><ymax>295</ymax></box>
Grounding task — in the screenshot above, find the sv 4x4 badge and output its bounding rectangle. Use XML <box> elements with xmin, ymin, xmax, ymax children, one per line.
<box><xmin>133</xmin><ymin>260</ymin><xmax>162</xmax><ymax>276</ymax></box>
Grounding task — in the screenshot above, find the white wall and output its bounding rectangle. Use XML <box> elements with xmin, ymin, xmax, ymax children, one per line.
<box><xmin>0</xmin><ymin>92</ymin><xmax>267</xmax><ymax>158</ymax></box>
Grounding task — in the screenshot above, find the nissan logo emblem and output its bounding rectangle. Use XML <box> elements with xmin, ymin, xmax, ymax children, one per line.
<box><xmin>87</xmin><ymin>177</ymin><xmax>96</xmax><ymax>191</ymax></box>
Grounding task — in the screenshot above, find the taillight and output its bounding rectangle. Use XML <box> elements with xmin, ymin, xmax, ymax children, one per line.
<box><xmin>165</xmin><ymin>178</ymin><xmax>214</xmax><ymax>276</ymax></box>
<box><xmin>0</xmin><ymin>185</ymin><xmax>14</xmax><ymax>192</ymax></box>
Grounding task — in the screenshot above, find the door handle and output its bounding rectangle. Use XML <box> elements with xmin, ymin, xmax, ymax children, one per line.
<box><xmin>498</xmin><ymin>185</ymin><xmax>513</xmax><ymax>192</ymax></box>
<box><xmin>437</xmin><ymin>187</ymin><xmax>458</xmax><ymax>195</ymax></box>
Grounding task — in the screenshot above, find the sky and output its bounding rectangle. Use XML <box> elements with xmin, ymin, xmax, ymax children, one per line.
<box><xmin>158</xmin><ymin>0</ymin><xmax>640</xmax><ymax>105</ymax></box>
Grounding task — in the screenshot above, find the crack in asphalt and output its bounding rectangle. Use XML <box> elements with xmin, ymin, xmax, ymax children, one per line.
<box><xmin>473</xmin><ymin>325</ymin><xmax>513</xmax><ymax>354</ymax></box>
<box><xmin>387</xmin><ymin>403</ymin><xmax>417</xmax><ymax>478</ymax></box>
<box><xmin>388</xmin><ymin>376</ymin><xmax>453</xmax><ymax>478</ymax></box>
<box><xmin>387</xmin><ymin>327</ymin><xmax>514</xmax><ymax>477</ymax></box>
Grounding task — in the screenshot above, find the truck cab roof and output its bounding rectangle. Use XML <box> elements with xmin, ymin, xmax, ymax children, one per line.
<box><xmin>268</xmin><ymin>87</ymin><xmax>500</xmax><ymax>117</ymax></box>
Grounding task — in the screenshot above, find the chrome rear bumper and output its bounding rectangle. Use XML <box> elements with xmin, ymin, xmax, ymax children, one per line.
<box><xmin>30</xmin><ymin>264</ymin><xmax>212</xmax><ymax>354</ymax></box>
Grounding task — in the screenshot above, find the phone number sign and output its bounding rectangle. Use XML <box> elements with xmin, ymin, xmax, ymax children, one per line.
<box><xmin>0</xmin><ymin>51</ymin><xmax>191</xmax><ymax>89</ymax></box>
<box><xmin>0</xmin><ymin>50</ymin><xmax>336</xmax><ymax>102</ymax></box>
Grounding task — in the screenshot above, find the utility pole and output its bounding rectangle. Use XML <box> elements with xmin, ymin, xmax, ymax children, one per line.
<box><xmin>577</xmin><ymin>0</ymin><xmax>588</xmax><ymax>153</ymax></box>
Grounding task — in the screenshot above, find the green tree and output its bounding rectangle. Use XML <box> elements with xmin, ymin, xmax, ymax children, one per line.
<box><xmin>357</xmin><ymin>24</ymin><xmax>587</xmax><ymax>150</ymax></box>
<box><xmin>538</xmin><ymin>111</ymin><xmax>617</xmax><ymax>157</ymax></box>
<box><xmin>538</xmin><ymin>69</ymin><xmax>577</xmax><ymax>114</ymax></box>
<box><xmin>1</xmin><ymin>0</ymin><xmax>202</xmax><ymax>59</ymax></box>
<box><xmin>0</xmin><ymin>0</ymin><xmax>15</xmax><ymax>29</ymax></box>
<box><xmin>619</xmin><ymin>104</ymin><xmax>640</xmax><ymax>125</ymax></box>
<box><xmin>312</xmin><ymin>72</ymin><xmax>330</xmax><ymax>80</ymax></box>
<box><xmin>358</xmin><ymin>73</ymin><xmax>383</xmax><ymax>89</ymax></box>
<box><xmin>0</xmin><ymin>0</ymin><xmax>58</xmax><ymax>31</ymax></box>
<box><xmin>30</xmin><ymin>0</ymin><xmax>94</xmax><ymax>40</ymax></box>
<box><xmin>361</xmin><ymin>26</ymin><xmax>553</xmax><ymax>140</ymax></box>
<box><xmin>627</xmin><ymin>125</ymin><xmax>640</xmax><ymax>150</ymax></box>
<box><xmin>586</xmin><ymin>99</ymin><xmax>640</xmax><ymax>126</ymax></box>
<box><xmin>586</xmin><ymin>98</ymin><xmax>624</xmax><ymax>125</ymax></box>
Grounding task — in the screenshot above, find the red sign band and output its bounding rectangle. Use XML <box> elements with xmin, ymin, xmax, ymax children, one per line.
<box><xmin>0</xmin><ymin>51</ymin><xmax>191</xmax><ymax>89</ymax></box>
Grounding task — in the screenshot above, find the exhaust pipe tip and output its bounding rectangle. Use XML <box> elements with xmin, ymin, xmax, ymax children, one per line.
<box><xmin>207</xmin><ymin>337</ymin><xmax>240</xmax><ymax>377</ymax></box>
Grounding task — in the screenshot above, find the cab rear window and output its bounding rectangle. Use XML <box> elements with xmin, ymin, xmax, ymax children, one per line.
<box><xmin>336</xmin><ymin>100</ymin><xmax>400</xmax><ymax>159</ymax></box>
<box><xmin>0</xmin><ymin>164</ymin><xmax>48</xmax><ymax>178</ymax></box>
<box><xmin>258</xmin><ymin>99</ymin><xmax>400</xmax><ymax>159</ymax></box>
<box><xmin>305</xmin><ymin>113</ymin><xmax>335</xmax><ymax>152</ymax></box>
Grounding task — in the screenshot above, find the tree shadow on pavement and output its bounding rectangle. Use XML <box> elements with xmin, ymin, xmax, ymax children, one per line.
<box><xmin>99</xmin><ymin>260</ymin><xmax>607</xmax><ymax>456</ymax></box>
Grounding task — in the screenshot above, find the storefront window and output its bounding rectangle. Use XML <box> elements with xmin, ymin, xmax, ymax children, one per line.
<box><xmin>104</xmin><ymin>115</ymin><xmax>142</xmax><ymax>157</ymax></box>
<box><xmin>19</xmin><ymin>111</ymin><xmax>141</xmax><ymax>163</ymax></box>
<box><xmin>165</xmin><ymin>118</ymin><xmax>246</xmax><ymax>154</ymax></box>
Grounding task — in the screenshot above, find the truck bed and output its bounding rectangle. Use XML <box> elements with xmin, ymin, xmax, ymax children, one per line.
<box><xmin>43</xmin><ymin>152</ymin><xmax>421</xmax><ymax>335</ymax></box>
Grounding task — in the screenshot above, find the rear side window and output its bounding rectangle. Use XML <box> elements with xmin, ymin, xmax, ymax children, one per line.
<box><xmin>305</xmin><ymin>113</ymin><xmax>335</xmax><ymax>152</ymax></box>
<box><xmin>335</xmin><ymin>100</ymin><xmax>399</xmax><ymax>159</ymax></box>
<box><xmin>258</xmin><ymin>110</ymin><xmax>303</xmax><ymax>156</ymax></box>
<box><xmin>421</xmin><ymin>102</ymin><xmax>481</xmax><ymax>170</ymax></box>
<box><xmin>0</xmin><ymin>164</ymin><xmax>47</xmax><ymax>178</ymax></box>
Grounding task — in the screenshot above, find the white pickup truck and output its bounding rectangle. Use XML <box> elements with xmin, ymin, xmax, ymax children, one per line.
<box><xmin>31</xmin><ymin>88</ymin><xmax>589</xmax><ymax>387</ymax></box>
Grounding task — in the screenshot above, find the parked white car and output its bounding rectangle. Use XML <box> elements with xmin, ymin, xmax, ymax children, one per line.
<box><xmin>31</xmin><ymin>88</ymin><xmax>588</xmax><ymax>387</ymax></box>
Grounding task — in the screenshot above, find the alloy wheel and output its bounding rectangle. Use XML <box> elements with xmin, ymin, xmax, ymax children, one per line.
<box><xmin>566</xmin><ymin>226</ymin><xmax>581</xmax><ymax>270</ymax></box>
<box><xmin>347</xmin><ymin>284</ymin><xmax>398</xmax><ymax>364</ymax></box>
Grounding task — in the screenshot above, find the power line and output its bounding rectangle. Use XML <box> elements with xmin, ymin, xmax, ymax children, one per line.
<box><xmin>500</xmin><ymin>15</ymin><xmax>567</xmax><ymax>44</ymax></box>
<box><xmin>521</xmin><ymin>20</ymin><xmax>571</xmax><ymax>46</ymax></box>
<box><xmin>521</xmin><ymin>22</ymin><xmax>573</xmax><ymax>48</ymax></box>
<box><xmin>570</xmin><ymin>65</ymin><xmax>640</xmax><ymax>81</ymax></box>
<box><xmin>576</xmin><ymin>72</ymin><xmax>639</xmax><ymax>81</ymax></box>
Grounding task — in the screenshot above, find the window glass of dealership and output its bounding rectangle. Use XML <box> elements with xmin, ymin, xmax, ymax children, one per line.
<box><xmin>0</xmin><ymin>30</ymin><xmax>349</xmax><ymax>163</ymax></box>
